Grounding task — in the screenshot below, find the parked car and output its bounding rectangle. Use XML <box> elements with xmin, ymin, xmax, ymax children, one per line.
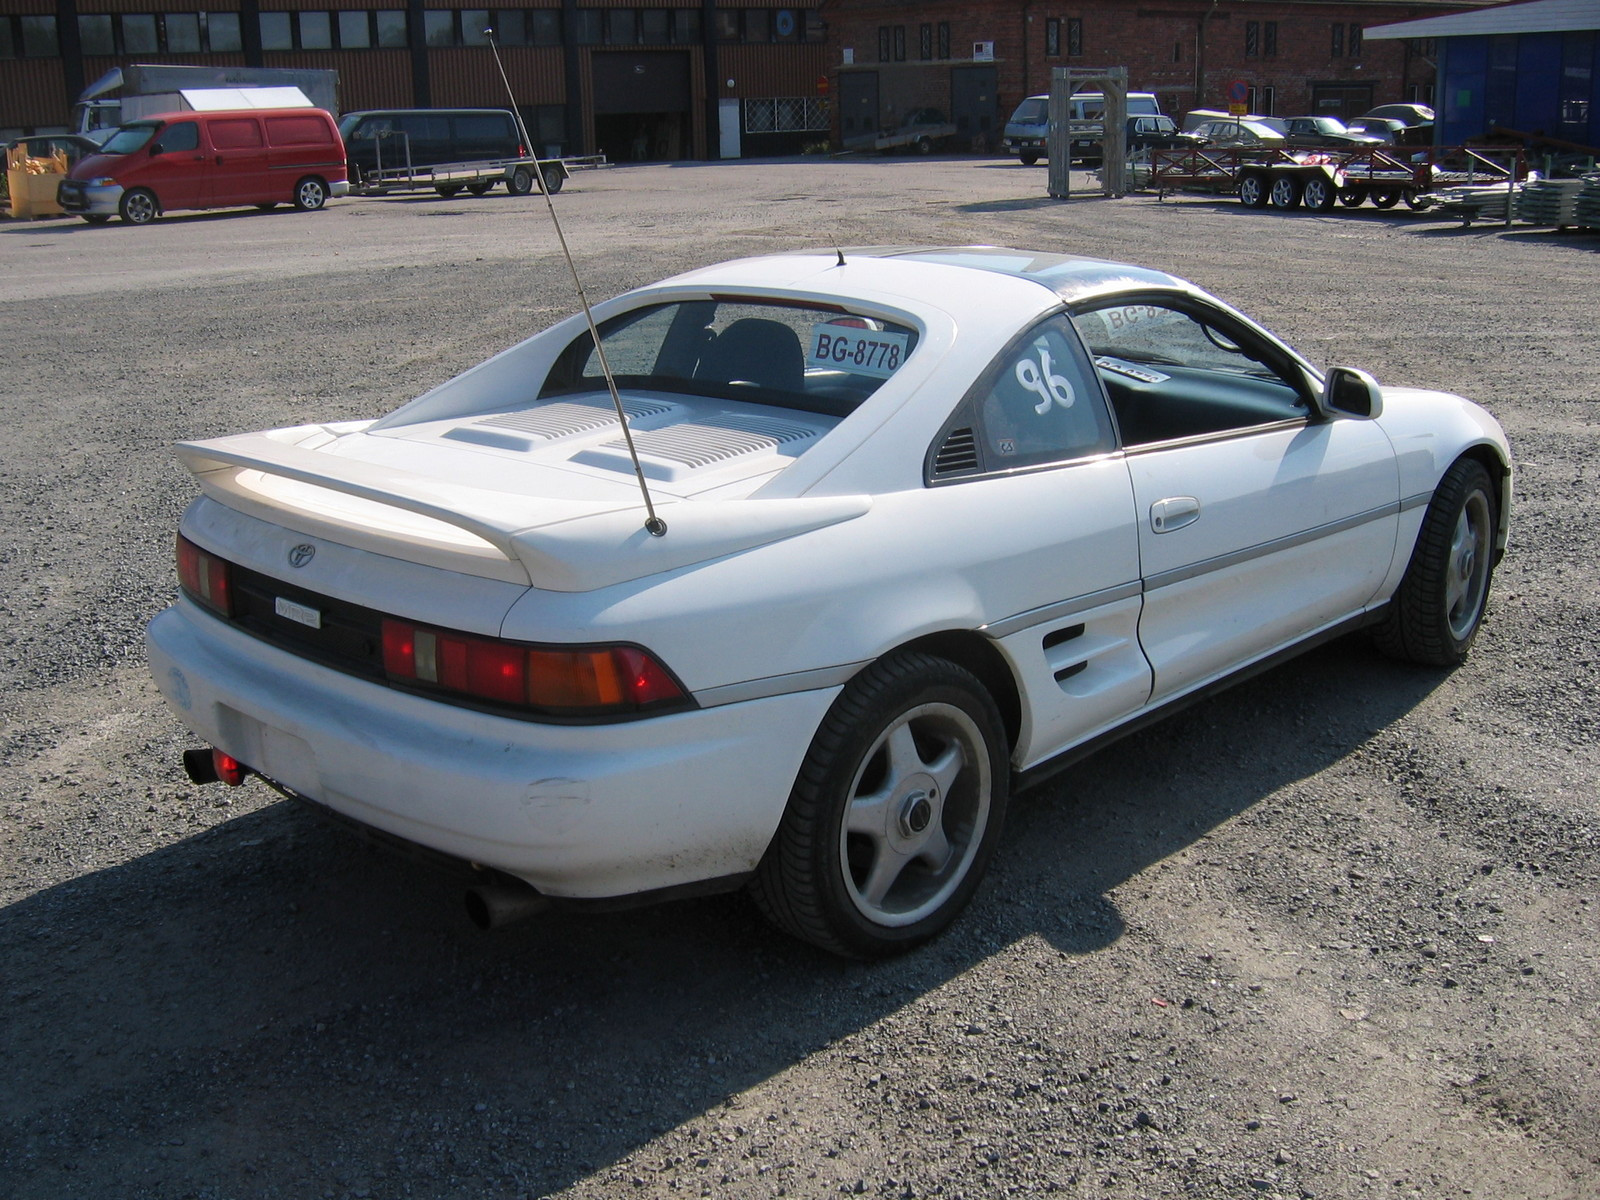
<box><xmin>1281</xmin><ymin>116</ymin><xmax>1385</xmax><ymax>148</ymax></box>
<box><xmin>1181</xmin><ymin>118</ymin><xmax>1287</xmax><ymax>150</ymax></box>
<box><xmin>148</xmin><ymin>247</ymin><xmax>1511</xmax><ymax>957</ymax></box>
<box><xmin>57</xmin><ymin>108</ymin><xmax>348</xmax><ymax>225</ymax></box>
<box><xmin>1363</xmin><ymin>103</ymin><xmax>1435</xmax><ymax>144</ymax></box>
<box><xmin>1003</xmin><ymin>92</ymin><xmax>1162</xmax><ymax>165</ymax></box>
<box><xmin>1345</xmin><ymin>116</ymin><xmax>1408</xmax><ymax>144</ymax></box>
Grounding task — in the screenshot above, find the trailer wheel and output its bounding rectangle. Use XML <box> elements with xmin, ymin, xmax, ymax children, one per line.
<box><xmin>1269</xmin><ymin>175</ymin><xmax>1302</xmax><ymax>210</ymax></box>
<box><xmin>1338</xmin><ymin>188</ymin><xmax>1365</xmax><ymax>207</ymax></box>
<box><xmin>1370</xmin><ymin>189</ymin><xmax>1401</xmax><ymax>209</ymax></box>
<box><xmin>466</xmin><ymin>182</ymin><xmax>493</xmax><ymax>196</ymax></box>
<box><xmin>435</xmin><ymin>184</ymin><xmax>462</xmax><ymax>198</ymax></box>
<box><xmin>1238</xmin><ymin>173</ymin><xmax>1269</xmax><ymax>208</ymax></box>
<box><xmin>507</xmin><ymin>166</ymin><xmax>535</xmax><ymax>196</ymax></box>
<box><xmin>1405</xmin><ymin>193</ymin><xmax>1433</xmax><ymax>212</ymax></box>
<box><xmin>1303</xmin><ymin>176</ymin><xmax>1337</xmax><ymax>212</ymax></box>
<box><xmin>541</xmin><ymin>165</ymin><xmax>565</xmax><ymax>195</ymax></box>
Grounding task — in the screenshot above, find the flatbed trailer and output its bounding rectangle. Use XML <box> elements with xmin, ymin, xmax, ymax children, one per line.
<box><xmin>351</xmin><ymin>153</ymin><xmax>602</xmax><ymax>198</ymax></box>
<box><xmin>1147</xmin><ymin>145</ymin><xmax>1527</xmax><ymax>212</ymax></box>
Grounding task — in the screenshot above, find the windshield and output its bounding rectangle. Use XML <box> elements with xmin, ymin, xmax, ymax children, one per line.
<box><xmin>1009</xmin><ymin>99</ymin><xmax>1048</xmax><ymax>124</ymax></box>
<box><xmin>540</xmin><ymin>299</ymin><xmax>920</xmax><ymax>417</ymax></box>
<box><xmin>99</xmin><ymin>123</ymin><xmax>159</xmax><ymax>155</ymax></box>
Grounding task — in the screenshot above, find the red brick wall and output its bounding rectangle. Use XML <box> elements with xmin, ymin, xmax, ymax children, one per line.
<box><xmin>826</xmin><ymin>0</ymin><xmax>1469</xmax><ymax>139</ymax></box>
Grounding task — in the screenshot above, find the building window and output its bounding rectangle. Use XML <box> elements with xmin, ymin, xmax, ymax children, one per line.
<box><xmin>7</xmin><ymin>14</ymin><xmax>58</xmax><ymax>56</ymax></box>
<box><xmin>674</xmin><ymin>10</ymin><xmax>701</xmax><ymax>44</ymax></box>
<box><xmin>338</xmin><ymin>11</ymin><xmax>371</xmax><ymax>48</ymax></box>
<box><xmin>1264</xmin><ymin>21</ymin><xmax>1276</xmax><ymax>58</ymax></box>
<box><xmin>1045</xmin><ymin>17</ymin><xmax>1060</xmax><ymax>57</ymax></box>
<box><xmin>937</xmin><ymin>21</ymin><xmax>950</xmax><ymax>60</ymax></box>
<box><xmin>299</xmin><ymin>12</ymin><xmax>332</xmax><ymax>50</ymax></box>
<box><xmin>122</xmin><ymin>13</ymin><xmax>160</xmax><ymax>53</ymax></box>
<box><xmin>605</xmin><ymin>9</ymin><xmax>636</xmax><ymax>44</ymax></box>
<box><xmin>878</xmin><ymin>25</ymin><xmax>890</xmax><ymax>62</ymax></box>
<box><xmin>1331</xmin><ymin>23</ymin><xmax>1343</xmax><ymax>57</ymax></box>
<box><xmin>573</xmin><ymin>9</ymin><xmax>603</xmax><ymax>44</ymax></box>
<box><xmin>640</xmin><ymin>10</ymin><xmax>669</xmax><ymax>44</ymax></box>
<box><xmin>1407</xmin><ymin>82</ymin><xmax>1434</xmax><ymax>105</ymax></box>
<box><xmin>460</xmin><ymin>11</ymin><xmax>490</xmax><ymax>46</ymax></box>
<box><xmin>376</xmin><ymin>11</ymin><xmax>408</xmax><ymax>47</ymax></box>
<box><xmin>162</xmin><ymin>13</ymin><xmax>200</xmax><ymax>52</ymax></box>
<box><xmin>424</xmin><ymin>11</ymin><xmax>456</xmax><ymax>46</ymax></box>
<box><xmin>1247</xmin><ymin>85</ymin><xmax>1275</xmax><ymax>114</ymax></box>
<box><xmin>1349</xmin><ymin>24</ymin><xmax>1362</xmax><ymax>57</ymax></box>
<box><xmin>1244</xmin><ymin>21</ymin><xmax>1257</xmax><ymax>58</ymax></box>
<box><xmin>78</xmin><ymin>14</ymin><xmax>115</xmax><ymax>55</ymax></box>
<box><xmin>893</xmin><ymin>25</ymin><xmax>905</xmax><ymax>61</ymax></box>
<box><xmin>1172</xmin><ymin>40</ymin><xmax>1182</xmax><ymax>63</ymax></box>
<box><xmin>745</xmin><ymin>96</ymin><xmax>830</xmax><ymax>133</ymax></box>
<box><xmin>1408</xmin><ymin>38</ymin><xmax>1435</xmax><ymax>57</ymax></box>
<box><xmin>259</xmin><ymin>12</ymin><xmax>292</xmax><ymax>50</ymax></box>
<box><xmin>1067</xmin><ymin>17</ymin><xmax>1082</xmax><ymax>56</ymax></box>
<box><xmin>919</xmin><ymin>23</ymin><xmax>932</xmax><ymax>60</ymax></box>
<box><xmin>714</xmin><ymin>9</ymin><xmax>739</xmax><ymax>41</ymax></box>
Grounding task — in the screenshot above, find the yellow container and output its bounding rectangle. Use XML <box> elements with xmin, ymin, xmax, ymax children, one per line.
<box><xmin>7</xmin><ymin>167</ymin><xmax>66</xmax><ymax>218</ymax></box>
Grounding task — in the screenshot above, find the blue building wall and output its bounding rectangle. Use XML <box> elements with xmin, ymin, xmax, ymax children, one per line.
<box><xmin>1439</xmin><ymin>31</ymin><xmax>1600</xmax><ymax>149</ymax></box>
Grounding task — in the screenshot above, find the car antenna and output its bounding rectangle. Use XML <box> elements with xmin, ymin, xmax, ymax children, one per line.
<box><xmin>486</xmin><ymin>29</ymin><xmax>667</xmax><ymax>538</ymax></box>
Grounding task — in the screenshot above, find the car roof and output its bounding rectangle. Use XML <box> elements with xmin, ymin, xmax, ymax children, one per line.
<box><xmin>669</xmin><ymin>246</ymin><xmax>1192</xmax><ymax>308</ymax></box>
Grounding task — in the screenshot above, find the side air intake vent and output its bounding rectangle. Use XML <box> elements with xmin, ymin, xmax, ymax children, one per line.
<box><xmin>931</xmin><ymin>427</ymin><xmax>980</xmax><ymax>478</ymax></box>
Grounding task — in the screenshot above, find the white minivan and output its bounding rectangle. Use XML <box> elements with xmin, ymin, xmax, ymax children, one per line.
<box><xmin>1002</xmin><ymin>91</ymin><xmax>1161</xmax><ymax>165</ymax></box>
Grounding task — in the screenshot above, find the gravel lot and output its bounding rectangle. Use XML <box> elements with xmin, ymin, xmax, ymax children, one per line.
<box><xmin>1</xmin><ymin>158</ymin><xmax>1596</xmax><ymax>1200</ymax></box>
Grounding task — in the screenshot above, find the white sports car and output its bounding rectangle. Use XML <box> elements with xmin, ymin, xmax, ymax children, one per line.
<box><xmin>147</xmin><ymin>247</ymin><xmax>1511</xmax><ymax>956</ymax></box>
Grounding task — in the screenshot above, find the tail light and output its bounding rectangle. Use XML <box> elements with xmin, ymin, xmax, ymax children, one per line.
<box><xmin>177</xmin><ymin>533</ymin><xmax>232</xmax><ymax>616</ymax></box>
<box><xmin>381</xmin><ymin>619</ymin><xmax>689</xmax><ymax>718</ymax></box>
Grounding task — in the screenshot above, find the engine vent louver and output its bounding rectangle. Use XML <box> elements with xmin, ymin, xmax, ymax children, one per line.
<box><xmin>932</xmin><ymin>427</ymin><xmax>980</xmax><ymax>477</ymax></box>
<box><xmin>602</xmin><ymin>414</ymin><xmax>816</xmax><ymax>470</ymax></box>
<box><xmin>476</xmin><ymin>396</ymin><xmax>674</xmax><ymax>440</ymax></box>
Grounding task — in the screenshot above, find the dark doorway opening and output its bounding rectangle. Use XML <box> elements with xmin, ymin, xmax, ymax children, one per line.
<box><xmin>592</xmin><ymin>51</ymin><xmax>693</xmax><ymax>161</ymax></box>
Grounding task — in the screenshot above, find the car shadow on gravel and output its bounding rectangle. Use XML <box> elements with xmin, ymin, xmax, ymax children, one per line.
<box><xmin>0</xmin><ymin>636</ymin><xmax>1445</xmax><ymax>1198</ymax></box>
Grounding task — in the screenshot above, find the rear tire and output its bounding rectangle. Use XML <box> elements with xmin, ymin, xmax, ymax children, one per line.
<box><xmin>750</xmin><ymin>651</ymin><xmax>1009</xmax><ymax>958</ymax></box>
<box><xmin>507</xmin><ymin>166</ymin><xmax>535</xmax><ymax>196</ymax></box>
<box><xmin>293</xmin><ymin>176</ymin><xmax>328</xmax><ymax>211</ymax></box>
<box><xmin>1338</xmin><ymin>188</ymin><xmax>1365</xmax><ymax>207</ymax></box>
<box><xmin>1373</xmin><ymin>458</ymin><xmax>1499</xmax><ymax>666</ymax></box>
<box><xmin>1370</xmin><ymin>189</ymin><xmax>1401</xmax><ymax>209</ymax></box>
<box><xmin>119</xmin><ymin>187</ymin><xmax>158</xmax><ymax>225</ymax></box>
<box><xmin>541</xmin><ymin>165</ymin><xmax>564</xmax><ymax>195</ymax></box>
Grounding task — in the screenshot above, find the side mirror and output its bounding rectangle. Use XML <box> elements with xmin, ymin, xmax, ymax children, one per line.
<box><xmin>149</xmin><ymin>142</ymin><xmax>163</xmax><ymax>157</ymax></box>
<box><xmin>1323</xmin><ymin>366</ymin><xmax>1382</xmax><ymax>419</ymax></box>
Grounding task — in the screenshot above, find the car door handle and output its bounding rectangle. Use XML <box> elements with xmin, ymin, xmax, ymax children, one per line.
<box><xmin>1150</xmin><ymin>496</ymin><xmax>1201</xmax><ymax>533</ymax></box>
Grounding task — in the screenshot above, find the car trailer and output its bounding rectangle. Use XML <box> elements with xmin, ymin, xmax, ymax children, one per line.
<box><xmin>349</xmin><ymin>131</ymin><xmax>607</xmax><ymax>198</ymax></box>
<box><xmin>1148</xmin><ymin>145</ymin><xmax>1528</xmax><ymax>213</ymax></box>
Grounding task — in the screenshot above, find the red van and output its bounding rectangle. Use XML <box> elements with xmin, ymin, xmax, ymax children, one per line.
<box><xmin>58</xmin><ymin>107</ymin><xmax>349</xmax><ymax>225</ymax></box>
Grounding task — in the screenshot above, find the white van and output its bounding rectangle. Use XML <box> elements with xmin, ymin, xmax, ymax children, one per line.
<box><xmin>1002</xmin><ymin>91</ymin><xmax>1161</xmax><ymax>165</ymax></box>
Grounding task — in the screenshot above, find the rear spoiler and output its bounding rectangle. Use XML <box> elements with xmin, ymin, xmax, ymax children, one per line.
<box><xmin>176</xmin><ymin>429</ymin><xmax>870</xmax><ymax>592</ymax></box>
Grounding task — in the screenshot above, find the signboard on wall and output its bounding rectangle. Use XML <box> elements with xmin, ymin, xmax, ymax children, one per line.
<box><xmin>972</xmin><ymin>42</ymin><xmax>994</xmax><ymax>62</ymax></box>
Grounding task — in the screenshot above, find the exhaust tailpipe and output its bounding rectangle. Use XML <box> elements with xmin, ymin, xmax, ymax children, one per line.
<box><xmin>465</xmin><ymin>881</ymin><xmax>551</xmax><ymax>930</ymax></box>
<box><xmin>182</xmin><ymin>746</ymin><xmax>250</xmax><ymax>786</ymax></box>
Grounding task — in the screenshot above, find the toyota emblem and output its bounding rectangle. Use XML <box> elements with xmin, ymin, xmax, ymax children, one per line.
<box><xmin>288</xmin><ymin>543</ymin><xmax>316</xmax><ymax>568</ymax></box>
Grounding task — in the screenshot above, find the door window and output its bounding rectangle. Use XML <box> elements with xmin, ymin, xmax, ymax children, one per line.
<box><xmin>157</xmin><ymin>122</ymin><xmax>200</xmax><ymax>153</ymax></box>
<box><xmin>1072</xmin><ymin>300</ymin><xmax>1307</xmax><ymax>445</ymax></box>
<box><xmin>968</xmin><ymin>316</ymin><xmax>1115</xmax><ymax>471</ymax></box>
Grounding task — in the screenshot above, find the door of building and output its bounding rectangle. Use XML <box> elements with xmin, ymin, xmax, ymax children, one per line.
<box><xmin>592</xmin><ymin>51</ymin><xmax>693</xmax><ymax>161</ymax></box>
<box><xmin>838</xmin><ymin>71</ymin><xmax>880</xmax><ymax>149</ymax></box>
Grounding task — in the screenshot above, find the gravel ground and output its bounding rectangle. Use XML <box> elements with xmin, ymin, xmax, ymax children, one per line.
<box><xmin>1</xmin><ymin>159</ymin><xmax>1596</xmax><ymax>1200</ymax></box>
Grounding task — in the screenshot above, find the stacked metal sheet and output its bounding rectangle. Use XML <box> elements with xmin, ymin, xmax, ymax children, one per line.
<box><xmin>1573</xmin><ymin>174</ymin><xmax>1600</xmax><ymax>230</ymax></box>
<box><xmin>1516</xmin><ymin>177</ymin><xmax>1587</xmax><ymax>227</ymax></box>
<box><xmin>1429</xmin><ymin>183</ymin><xmax>1523</xmax><ymax>224</ymax></box>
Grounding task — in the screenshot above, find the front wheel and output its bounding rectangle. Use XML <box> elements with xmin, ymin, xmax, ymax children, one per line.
<box><xmin>293</xmin><ymin>176</ymin><xmax>328</xmax><ymax>211</ymax></box>
<box><xmin>1373</xmin><ymin>458</ymin><xmax>1499</xmax><ymax>666</ymax></box>
<box><xmin>750</xmin><ymin>651</ymin><xmax>1009</xmax><ymax>957</ymax></box>
<box><xmin>81</xmin><ymin>213</ymin><xmax>112</xmax><ymax>225</ymax></box>
<box><xmin>119</xmin><ymin>187</ymin><xmax>158</xmax><ymax>225</ymax></box>
<box><xmin>1269</xmin><ymin>175</ymin><xmax>1302</xmax><ymax>209</ymax></box>
<box><xmin>1303</xmin><ymin>176</ymin><xmax>1337</xmax><ymax>211</ymax></box>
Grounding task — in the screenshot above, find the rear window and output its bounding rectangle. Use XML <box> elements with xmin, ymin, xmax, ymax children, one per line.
<box><xmin>540</xmin><ymin>299</ymin><xmax>920</xmax><ymax>418</ymax></box>
<box><xmin>1009</xmin><ymin>98</ymin><xmax>1047</xmax><ymax>124</ymax></box>
<box><xmin>265</xmin><ymin>115</ymin><xmax>334</xmax><ymax>147</ymax></box>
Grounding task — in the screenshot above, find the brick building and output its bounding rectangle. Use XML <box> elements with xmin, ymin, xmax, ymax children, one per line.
<box><xmin>825</xmin><ymin>0</ymin><xmax>1487</xmax><ymax>150</ymax></box>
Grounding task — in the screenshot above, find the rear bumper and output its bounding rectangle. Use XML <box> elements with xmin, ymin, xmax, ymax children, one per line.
<box><xmin>147</xmin><ymin>601</ymin><xmax>835</xmax><ymax>899</ymax></box>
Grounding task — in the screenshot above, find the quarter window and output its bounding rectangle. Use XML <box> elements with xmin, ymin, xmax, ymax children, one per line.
<box><xmin>964</xmin><ymin>316</ymin><xmax>1114</xmax><ymax>472</ymax></box>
